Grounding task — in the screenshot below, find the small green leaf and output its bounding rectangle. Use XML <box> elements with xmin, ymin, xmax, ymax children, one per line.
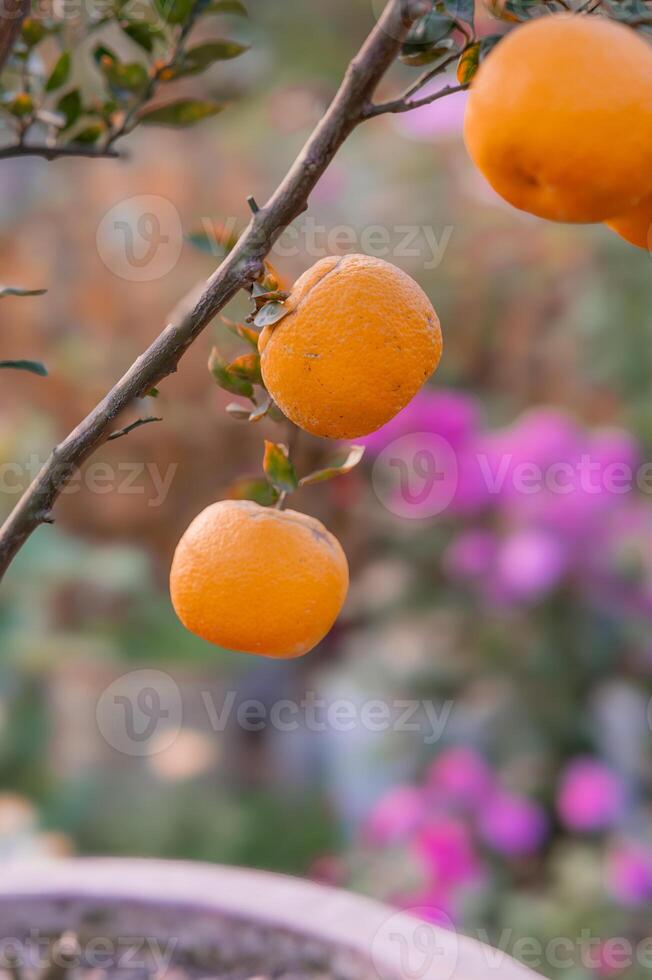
<box><xmin>0</xmin><ymin>360</ymin><xmax>47</xmax><ymax>376</ymax></box>
<box><xmin>400</xmin><ymin>39</ymin><xmax>456</xmax><ymax>67</ymax></box>
<box><xmin>45</xmin><ymin>51</ymin><xmax>71</xmax><ymax>92</ymax></box>
<box><xmin>69</xmin><ymin>124</ymin><xmax>104</xmax><ymax>144</ymax></box>
<box><xmin>21</xmin><ymin>18</ymin><xmax>48</xmax><ymax>46</ymax></box>
<box><xmin>457</xmin><ymin>42</ymin><xmax>481</xmax><ymax>84</ymax></box>
<box><xmin>299</xmin><ymin>445</ymin><xmax>365</xmax><ymax>487</ymax></box>
<box><xmin>93</xmin><ymin>44</ymin><xmax>118</xmax><ymax>66</ymax></box>
<box><xmin>442</xmin><ymin>0</ymin><xmax>475</xmax><ymax>27</ymax></box>
<box><xmin>181</xmin><ymin>39</ymin><xmax>249</xmax><ymax>71</ymax></box>
<box><xmin>139</xmin><ymin>99</ymin><xmax>224</xmax><ymax>126</ymax></box>
<box><xmin>209</xmin><ymin>346</ymin><xmax>253</xmax><ymax>397</ymax></box>
<box><xmin>56</xmin><ymin>89</ymin><xmax>82</xmax><ymax>129</ymax></box>
<box><xmin>208</xmin><ymin>0</ymin><xmax>247</xmax><ymax>14</ymax></box>
<box><xmin>401</xmin><ymin>12</ymin><xmax>455</xmax><ymax>60</ymax></box>
<box><xmin>223</xmin><ymin>318</ymin><xmax>260</xmax><ymax>350</ymax></box>
<box><xmin>100</xmin><ymin>59</ymin><xmax>149</xmax><ymax>93</ymax></box>
<box><xmin>228</xmin><ymin>352</ymin><xmax>262</xmax><ymax>384</ymax></box>
<box><xmin>254</xmin><ymin>301</ymin><xmax>291</xmax><ymax>329</ymax></box>
<box><xmin>146</xmin><ymin>387</ymin><xmax>159</xmax><ymax>398</ymax></box>
<box><xmin>263</xmin><ymin>441</ymin><xmax>298</xmax><ymax>494</ymax></box>
<box><xmin>0</xmin><ymin>286</ymin><xmax>47</xmax><ymax>298</ymax></box>
<box><xmin>226</xmin><ymin>476</ymin><xmax>279</xmax><ymax>507</ymax></box>
<box><xmin>154</xmin><ymin>0</ymin><xmax>194</xmax><ymax>26</ymax></box>
<box><xmin>120</xmin><ymin>21</ymin><xmax>155</xmax><ymax>52</ymax></box>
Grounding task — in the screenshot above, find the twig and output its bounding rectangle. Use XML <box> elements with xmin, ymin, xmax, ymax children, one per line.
<box><xmin>0</xmin><ymin>0</ymin><xmax>459</xmax><ymax>582</ymax></box>
<box><xmin>364</xmin><ymin>82</ymin><xmax>468</xmax><ymax>117</ymax></box>
<box><xmin>0</xmin><ymin>0</ymin><xmax>30</xmax><ymax>76</ymax></box>
<box><xmin>107</xmin><ymin>416</ymin><xmax>163</xmax><ymax>441</ymax></box>
<box><xmin>0</xmin><ymin>143</ymin><xmax>122</xmax><ymax>161</ymax></box>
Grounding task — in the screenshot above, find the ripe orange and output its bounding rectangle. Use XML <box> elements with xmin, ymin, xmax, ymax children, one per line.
<box><xmin>464</xmin><ymin>16</ymin><xmax>652</xmax><ymax>223</ymax></box>
<box><xmin>605</xmin><ymin>194</ymin><xmax>652</xmax><ymax>250</ymax></box>
<box><xmin>170</xmin><ymin>500</ymin><xmax>349</xmax><ymax>658</ymax></box>
<box><xmin>258</xmin><ymin>254</ymin><xmax>442</xmax><ymax>439</ymax></box>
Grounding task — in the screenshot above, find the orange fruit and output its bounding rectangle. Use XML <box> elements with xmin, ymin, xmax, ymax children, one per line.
<box><xmin>464</xmin><ymin>16</ymin><xmax>652</xmax><ymax>223</ymax></box>
<box><xmin>258</xmin><ymin>254</ymin><xmax>442</xmax><ymax>439</ymax></box>
<box><xmin>170</xmin><ymin>500</ymin><xmax>348</xmax><ymax>658</ymax></box>
<box><xmin>605</xmin><ymin>194</ymin><xmax>652</xmax><ymax>250</ymax></box>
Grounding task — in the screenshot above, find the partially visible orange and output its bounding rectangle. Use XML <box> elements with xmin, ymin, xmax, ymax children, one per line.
<box><xmin>170</xmin><ymin>500</ymin><xmax>348</xmax><ymax>658</ymax></box>
<box><xmin>605</xmin><ymin>195</ymin><xmax>652</xmax><ymax>251</ymax></box>
<box><xmin>259</xmin><ymin>254</ymin><xmax>442</xmax><ymax>439</ymax></box>
<box><xmin>464</xmin><ymin>16</ymin><xmax>652</xmax><ymax>223</ymax></box>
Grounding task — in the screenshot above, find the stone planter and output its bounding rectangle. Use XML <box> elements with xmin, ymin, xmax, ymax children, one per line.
<box><xmin>0</xmin><ymin>859</ymin><xmax>540</xmax><ymax>980</ymax></box>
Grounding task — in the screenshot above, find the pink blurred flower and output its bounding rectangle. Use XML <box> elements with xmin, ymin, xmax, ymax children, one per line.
<box><xmin>415</xmin><ymin>816</ymin><xmax>483</xmax><ymax>886</ymax></box>
<box><xmin>493</xmin><ymin>528</ymin><xmax>568</xmax><ymax>604</ymax></box>
<box><xmin>359</xmin><ymin>389</ymin><xmax>481</xmax><ymax>457</ymax></box>
<box><xmin>364</xmin><ymin>785</ymin><xmax>425</xmax><ymax>844</ymax></box>
<box><xmin>443</xmin><ymin>530</ymin><xmax>498</xmax><ymax>581</ymax></box>
<box><xmin>606</xmin><ymin>839</ymin><xmax>652</xmax><ymax>906</ymax></box>
<box><xmin>477</xmin><ymin>791</ymin><xmax>549</xmax><ymax>857</ymax></box>
<box><xmin>557</xmin><ymin>758</ymin><xmax>626</xmax><ymax>833</ymax></box>
<box><xmin>427</xmin><ymin>746</ymin><xmax>495</xmax><ymax>809</ymax></box>
<box><xmin>393</xmin><ymin>84</ymin><xmax>468</xmax><ymax>142</ymax></box>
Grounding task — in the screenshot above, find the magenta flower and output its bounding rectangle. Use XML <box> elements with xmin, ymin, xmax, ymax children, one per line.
<box><xmin>427</xmin><ymin>746</ymin><xmax>495</xmax><ymax>809</ymax></box>
<box><xmin>606</xmin><ymin>839</ymin><xmax>652</xmax><ymax>906</ymax></box>
<box><xmin>557</xmin><ymin>758</ymin><xmax>626</xmax><ymax>833</ymax></box>
<box><xmin>415</xmin><ymin>816</ymin><xmax>483</xmax><ymax>887</ymax></box>
<box><xmin>477</xmin><ymin>791</ymin><xmax>549</xmax><ymax>857</ymax></box>
<box><xmin>493</xmin><ymin>528</ymin><xmax>568</xmax><ymax>604</ymax></box>
<box><xmin>359</xmin><ymin>389</ymin><xmax>482</xmax><ymax>458</ymax></box>
<box><xmin>364</xmin><ymin>785</ymin><xmax>425</xmax><ymax>844</ymax></box>
<box><xmin>443</xmin><ymin>530</ymin><xmax>498</xmax><ymax>582</ymax></box>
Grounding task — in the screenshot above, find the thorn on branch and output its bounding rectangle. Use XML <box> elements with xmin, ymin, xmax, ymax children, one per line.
<box><xmin>247</xmin><ymin>195</ymin><xmax>261</xmax><ymax>214</ymax></box>
<box><xmin>107</xmin><ymin>416</ymin><xmax>163</xmax><ymax>442</ymax></box>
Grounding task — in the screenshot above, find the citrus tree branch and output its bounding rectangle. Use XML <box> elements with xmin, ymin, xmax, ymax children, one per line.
<box><xmin>0</xmin><ymin>0</ymin><xmax>30</xmax><ymax>75</ymax></box>
<box><xmin>0</xmin><ymin>0</ymin><xmax>437</xmax><ymax>582</ymax></box>
<box><xmin>0</xmin><ymin>143</ymin><xmax>122</xmax><ymax>160</ymax></box>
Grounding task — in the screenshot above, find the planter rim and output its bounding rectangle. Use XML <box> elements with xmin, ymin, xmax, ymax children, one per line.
<box><xmin>0</xmin><ymin>858</ymin><xmax>541</xmax><ymax>980</ymax></box>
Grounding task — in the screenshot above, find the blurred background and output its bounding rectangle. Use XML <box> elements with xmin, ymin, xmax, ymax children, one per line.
<box><xmin>2</xmin><ymin>0</ymin><xmax>652</xmax><ymax>976</ymax></box>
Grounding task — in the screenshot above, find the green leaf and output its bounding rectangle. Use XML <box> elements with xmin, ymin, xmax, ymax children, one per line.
<box><xmin>263</xmin><ymin>441</ymin><xmax>298</xmax><ymax>494</ymax></box>
<box><xmin>139</xmin><ymin>99</ymin><xmax>224</xmax><ymax>126</ymax></box>
<box><xmin>228</xmin><ymin>352</ymin><xmax>262</xmax><ymax>385</ymax></box>
<box><xmin>254</xmin><ymin>301</ymin><xmax>291</xmax><ymax>329</ymax></box>
<box><xmin>181</xmin><ymin>39</ymin><xmax>249</xmax><ymax>72</ymax></box>
<box><xmin>442</xmin><ymin>0</ymin><xmax>475</xmax><ymax>26</ymax></box>
<box><xmin>0</xmin><ymin>286</ymin><xmax>47</xmax><ymax>298</ymax></box>
<box><xmin>21</xmin><ymin>18</ymin><xmax>48</xmax><ymax>46</ymax></box>
<box><xmin>299</xmin><ymin>445</ymin><xmax>365</xmax><ymax>487</ymax></box>
<box><xmin>121</xmin><ymin>21</ymin><xmax>157</xmax><ymax>52</ymax></box>
<box><xmin>224</xmin><ymin>318</ymin><xmax>259</xmax><ymax>350</ymax></box>
<box><xmin>100</xmin><ymin>58</ymin><xmax>149</xmax><ymax>93</ymax></box>
<box><xmin>93</xmin><ymin>44</ymin><xmax>118</xmax><ymax>66</ymax></box>
<box><xmin>208</xmin><ymin>0</ymin><xmax>247</xmax><ymax>14</ymax></box>
<box><xmin>56</xmin><ymin>89</ymin><xmax>83</xmax><ymax>129</ymax></box>
<box><xmin>209</xmin><ymin>346</ymin><xmax>253</xmax><ymax>397</ymax></box>
<box><xmin>399</xmin><ymin>38</ymin><xmax>456</xmax><ymax>67</ymax></box>
<box><xmin>69</xmin><ymin>124</ymin><xmax>104</xmax><ymax>144</ymax></box>
<box><xmin>154</xmin><ymin>0</ymin><xmax>194</xmax><ymax>26</ymax></box>
<box><xmin>0</xmin><ymin>360</ymin><xmax>47</xmax><ymax>376</ymax></box>
<box><xmin>226</xmin><ymin>476</ymin><xmax>279</xmax><ymax>507</ymax></box>
<box><xmin>45</xmin><ymin>51</ymin><xmax>71</xmax><ymax>92</ymax></box>
<box><xmin>457</xmin><ymin>42</ymin><xmax>481</xmax><ymax>84</ymax></box>
<box><xmin>401</xmin><ymin>12</ymin><xmax>455</xmax><ymax>59</ymax></box>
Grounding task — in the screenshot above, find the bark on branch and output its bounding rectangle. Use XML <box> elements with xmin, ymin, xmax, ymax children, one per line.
<box><xmin>0</xmin><ymin>0</ymin><xmax>29</xmax><ymax>75</ymax></box>
<box><xmin>0</xmin><ymin>0</ymin><xmax>438</xmax><ymax>581</ymax></box>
